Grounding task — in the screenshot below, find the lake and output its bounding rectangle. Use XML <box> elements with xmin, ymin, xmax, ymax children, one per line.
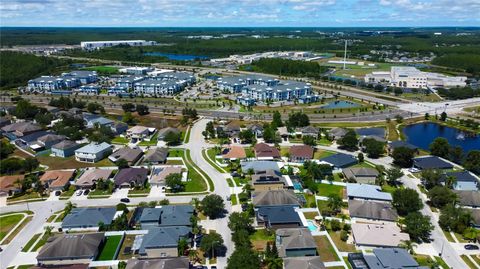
<box><xmin>320</xmin><ymin>100</ymin><xmax>360</xmax><ymax>109</ymax></box>
<box><xmin>403</xmin><ymin>122</ymin><xmax>480</xmax><ymax>152</ymax></box>
<box><xmin>144</xmin><ymin>52</ymin><xmax>209</xmax><ymax>61</ymax></box>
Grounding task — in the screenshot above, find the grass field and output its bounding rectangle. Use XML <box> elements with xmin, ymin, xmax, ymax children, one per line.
<box><xmin>314</xmin><ymin>236</ymin><xmax>340</xmax><ymax>262</ymax></box>
<box><xmin>36</xmin><ymin>155</ymin><xmax>114</xmax><ymax>170</ymax></box>
<box><xmin>316</xmin><ymin>183</ymin><xmax>345</xmax><ymax>197</ymax></box>
<box><xmin>22</xmin><ymin>233</ymin><xmax>42</xmax><ymax>252</ymax></box>
<box><xmin>184</xmin><ymin>149</ymin><xmax>210</xmax><ymax>192</ymax></box>
<box><xmin>249</xmin><ymin>229</ymin><xmax>274</xmax><ymax>252</ymax></box>
<box><xmin>97</xmin><ymin>235</ymin><xmax>123</xmax><ymax>261</ymax></box>
<box><xmin>0</xmin><ymin>214</ymin><xmax>25</xmax><ymax>242</ymax></box>
<box><xmin>111</xmin><ymin>136</ymin><xmax>129</xmax><ymax>145</ymax></box>
<box><xmin>328</xmin><ymin>231</ymin><xmax>356</xmax><ymax>252</ymax></box>
<box><xmin>203</xmin><ymin>148</ymin><xmax>226</xmax><ymax>173</ymax></box>
<box><xmin>117</xmin><ymin>235</ymin><xmax>136</xmax><ymax>260</ymax></box>
<box><xmin>314</xmin><ymin>149</ymin><xmax>335</xmax><ymax>159</ymax></box>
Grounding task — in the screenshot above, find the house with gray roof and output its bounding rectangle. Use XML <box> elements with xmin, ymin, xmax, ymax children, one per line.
<box><xmin>35</xmin><ymin>134</ymin><xmax>66</xmax><ymax>150</ymax></box>
<box><xmin>61</xmin><ymin>207</ymin><xmax>117</xmax><ymax>230</ymax></box>
<box><xmin>328</xmin><ymin>127</ymin><xmax>348</xmax><ymax>140</ymax></box>
<box><xmin>125</xmin><ymin>257</ymin><xmax>190</xmax><ymax>269</ymax></box>
<box><xmin>37</xmin><ymin>233</ymin><xmax>105</xmax><ymax>265</ymax></box>
<box><xmin>256</xmin><ymin>205</ymin><xmax>303</xmax><ymax>229</ymax></box>
<box><xmin>139</xmin><ymin>226</ymin><xmax>191</xmax><ymax>258</ymax></box>
<box><xmin>276</xmin><ymin>228</ymin><xmax>317</xmax><ymax>258</ymax></box>
<box><xmin>111</xmin><ymin>122</ymin><xmax>129</xmax><ymax>135</ymax></box>
<box><xmin>440</xmin><ymin>171</ymin><xmax>479</xmax><ymax>191</ymax></box>
<box><xmin>346</xmin><ymin>183</ymin><xmax>392</xmax><ymax>202</ymax></box>
<box><xmin>241</xmin><ymin>161</ymin><xmax>280</xmax><ymax>173</ymax></box>
<box><xmin>138</xmin><ymin>205</ymin><xmax>194</xmax><ymax>229</ymax></box>
<box><xmin>1</xmin><ymin>121</ymin><xmax>42</xmax><ymax>139</ymax></box>
<box><xmin>74</xmin><ymin>168</ymin><xmax>113</xmax><ymax>189</ymax></box>
<box><xmin>348</xmin><ymin>200</ymin><xmax>398</xmax><ymax>222</ymax></box>
<box><xmin>343</xmin><ymin>167</ymin><xmax>379</xmax><ymax>184</ymax></box>
<box><xmin>352</xmin><ymin>223</ymin><xmax>409</xmax><ymax>247</ymax></box>
<box><xmin>363</xmin><ymin>248</ymin><xmax>426</xmax><ymax>269</ymax></box>
<box><xmin>83</xmin><ymin>114</ymin><xmax>114</xmax><ymax>128</ymax></box>
<box><xmin>252</xmin><ymin>190</ymin><xmax>301</xmax><ymax>208</ymax></box>
<box><xmin>108</xmin><ymin>147</ymin><xmax>143</xmax><ymax>165</ymax></box>
<box><xmin>75</xmin><ymin>142</ymin><xmax>112</xmax><ymax>163</ymax></box>
<box><xmin>158</xmin><ymin>127</ymin><xmax>181</xmax><ymax>140</ymax></box>
<box><xmin>284</xmin><ymin>257</ymin><xmax>325</xmax><ymax>269</ymax></box>
<box><xmin>114</xmin><ymin>167</ymin><xmax>148</xmax><ymax>188</ymax></box>
<box><xmin>388</xmin><ymin>140</ymin><xmax>419</xmax><ymax>154</ymax></box>
<box><xmin>321</xmin><ymin>153</ymin><xmax>357</xmax><ymax>168</ymax></box>
<box><xmin>413</xmin><ymin>156</ymin><xmax>453</xmax><ymax>170</ymax></box>
<box><xmin>51</xmin><ymin>140</ymin><xmax>82</xmax><ymax>158</ymax></box>
<box><xmin>252</xmin><ymin>169</ymin><xmax>286</xmax><ymax>191</ymax></box>
<box><xmin>454</xmin><ymin>190</ymin><xmax>480</xmax><ymax>208</ymax></box>
<box><xmin>143</xmin><ymin>147</ymin><xmax>169</xmax><ymax>164</ymax></box>
<box><xmin>300</xmin><ymin>126</ymin><xmax>319</xmax><ymax>137</ymax></box>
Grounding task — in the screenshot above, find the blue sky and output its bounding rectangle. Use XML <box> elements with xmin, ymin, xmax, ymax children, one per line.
<box><xmin>1</xmin><ymin>0</ymin><xmax>479</xmax><ymax>27</ymax></box>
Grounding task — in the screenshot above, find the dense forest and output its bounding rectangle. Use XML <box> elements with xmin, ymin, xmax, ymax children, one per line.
<box><xmin>246</xmin><ymin>58</ymin><xmax>328</xmax><ymax>77</ymax></box>
<box><xmin>431</xmin><ymin>54</ymin><xmax>480</xmax><ymax>75</ymax></box>
<box><xmin>67</xmin><ymin>46</ymin><xmax>169</xmax><ymax>63</ymax></box>
<box><xmin>0</xmin><ymin>51</ymin><xmax>71</xmax><ymax>90</ymax></box>
<box><xmin>436</xmin><ymin>87</ymin><xmax>480</xmax><ymax>100</ymax></box>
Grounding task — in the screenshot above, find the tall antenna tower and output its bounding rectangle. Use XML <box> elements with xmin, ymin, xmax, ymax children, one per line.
<box><xmin>343</xmin><ymin>40</ymin><xmax>347</xmax><ymax>70</ymax></box>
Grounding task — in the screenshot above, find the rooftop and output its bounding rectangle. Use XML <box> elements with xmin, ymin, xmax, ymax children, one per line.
<box><xmin>252</xmin><ymin>190</ymin><xmax>301</xmax><ymax>207</ymax></box>
<box><xmin>348</xmin><ymin>200</ymin><xmax>398</xmax><ymax>221</ymax></box>
<box><xmin>289</xmin><ymin>145</ymin><xmax>314</xmax><ymax>159</ymax></box>
<box><xmin>62</xmin><ymin>207</ymin><xmax>117</xmax><ymax>228</ymax></box>
<box><xmin>75</xmin><ymin>168</ymin><xmax>113</xmax><ymax>188</ymax></box>
<box><xmin>40</xmin><ymin>170</ymin><xmax>75</xmax><ymax>188</ymax></box>
<box><xmin>222</xmin><ymin>146</ymin><xmax>246</xmax><ymax>159</ymax></box>
<box><xmin>76</xmin><ymin>142</ymin><xmax>112</xmax><ymax>154</ymax></box>
<box><xmin>37</xmin><ymin>233</ymin><xmax>105</xmax><ymax>261</ymax></box>
<box><xmin>413</xmin><ymin>156</ymin><xmax>453</xmax><ymax>170</ymax></box>
<box><xmin>352</xmin><ymin>223</ymin><xmax>409</xmax><ymax>247</ymax></box>
<box><xmin>321</xmin><ymin>153</ymin><xmax>357</xmax><ymax>168</ymax></box>
<box><xmin>276</xmin><ymin>228</ymin><xmax>317</xmax><ymax>257</ymax></box>
<box><xmin>139</xmin><ymin>226</ymin><xmax>191</xmax><ymax>254</ymax></box>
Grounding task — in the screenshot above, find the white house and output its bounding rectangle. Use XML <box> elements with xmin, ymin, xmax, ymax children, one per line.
<box><xmin>75</xmin><ymin>142</ymin><xmax>112</xmax><ymax>163</ymax></box>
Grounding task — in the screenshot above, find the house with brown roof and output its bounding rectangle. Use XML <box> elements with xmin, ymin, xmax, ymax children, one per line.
<box><xmin>254</xmin><ymin>143</ymin><xmax>280</xmax><ymax>160</ymax></box>
<box><xmin>150</xmin><ymin>167</ymin><xmax>183</xmax><ymax>187</ymax></box>
<box><xmin>40</xmin><ymin>170</ymin><xmax>75</xmax><ymax>191</ymax></box>
<box><xmin>108</xmin><ymin>147</ymin><xmax>143</xmax><ymax>165</ymax></box>
<box><xmin>252</xmin><ymin>170</ymin><xmax>286</xmax><ymax>191</ymax></box>
<box><xmin>74</xmin><ymin>169</ymin><xmax>113</xmax><ymax>189</ymax></box>
<box><xmin>222</xmin><ymin>146</ymin><xmax>246</xmax><ymax>160</ymax></box>
<box><xmin>1</xmin><ymin>121</ymin><xmax>42</xmax><ymax>139</ymax></box>
<box><xmin>289</xmin><ymin>145</ymin><xmax>314</xmax><ymax>162</ymax></box>
<box><xmin>0</xmin><ymin>175</ymin><xmax>24</xmax><ymax>196</ymax></box>
<box><xmin>114</xmin><ymin>167</ymin><xmax>149</xmax><ymax>188</ymax></box>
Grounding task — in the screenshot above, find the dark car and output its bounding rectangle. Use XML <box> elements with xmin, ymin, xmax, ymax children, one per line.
<box><xmin>465</xmin><ymin>244</ymin><xmax>479</xmax><ymax>250</ymax></box>
<box><xmin>83</xmin><ymin>189</ymin><xmax>90</xmax><ymax>195</ymax></box>
<box><xmin>55</xmin><ymin>191</ymin><xmax>61</xmax><ymax>196</ymax></box>
<box><xmin>120</xmin><ymin>198</ymin><xmax>130</xmax><ymax>203</ymax></box>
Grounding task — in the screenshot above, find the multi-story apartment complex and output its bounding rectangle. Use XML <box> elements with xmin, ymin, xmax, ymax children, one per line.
<box><xmin>133</xmin><ymin>80</ymin><xmax>182</xmax><ymax>96</ymax></box>
<box><xmin>27</xmin><ymin>70</ymin><xmax>97</xmax><ymax>92</ymax></box>
<box><xmin>365</xmin><ymin>66</ymin><xmax>467</xmax><ymax>89</ymax></box>
<box><xmin>80</xmin><ymin>40</ymin><xmax>157</xmax><ymax>50</ymax></box>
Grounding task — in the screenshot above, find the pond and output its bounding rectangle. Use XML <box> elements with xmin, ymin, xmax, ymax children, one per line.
<box><xmin>403</xmin><ymin>122</ymin><xmax>480</xmax><ymax>152</ymax></box>
<box><xmin>144</xmin><ymin>52</ymin><xmax>209</xmax><ymax>61</ymax></box>
<box><xmin>356</xmin><ymin>127</ymin><xmax>385</xmax><ymax>137</ymax></box>
<box><xmin>320</xmin><ymin>100</ymin><xmax>360</xmax><ymax>109</ymax></box>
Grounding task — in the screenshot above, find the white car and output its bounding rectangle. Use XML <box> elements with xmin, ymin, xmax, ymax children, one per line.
<box><xmin>408</xmin><ymin>167</ymin><xmax>420</xmax><ymax>173</ymax></box>
<box><xmin>75</xmin><ymin>190</ymin><xmax>83</xmax><ymax>196</ymax></box>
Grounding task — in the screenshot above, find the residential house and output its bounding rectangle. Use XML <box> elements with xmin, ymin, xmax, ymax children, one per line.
<box><xmin>277</xmin><ymin>127</ymin><xmax>290</xmax><ymax>140</ymax></box>
<box><xmin>125</xmin><ymin>257</ymin><xmax>190</xmax><ymax>269</ymax></box>
<box><xmin>138</xmin><ymin>205</ymin><xmax>194</xmax><ymax>228</ymax></box>
<box><xmin>328</xmin><ymin>128</ymin><xmax>348</xmax><ymax>140</ymax></box>
<box><xmin>248</xmin><ymin>123</ymin><xmax>263</xmax><ymax>138</ymax></box>
<box><xmin>51</xmin><ymin>140</ymin><xmax>82</xmax><ymax>158</ymax></box>
<box><xmin>157</xmin><ymin>127</ymin><xmax>180</xmax><ymax>140</ymax></box>
<box><xmin>289</xmin><ymin>145</ymin><xmax>314</xmax><ymax>162</ymax></box>
<box><xmin>139</xmin><ymin>226</ymin><xmax>191</xmax><ymax>258</ymax></box>
<box><xmin>440</xmin><ymin>171</ymin><xmax>478</xmax><ymax>191</ymax></box>
<box><xmin>74</xmin><ymin>169</ymin><xmax>113</xmax><ymax>189</ymax></box>
<box><xmin>111</xmin><ymin>122</ymin><xmax>129</xmax><ymax>135</ymax></box>
<box><xmin>35</xmin><ymin>134</ymin><xmax>66</xmax><ymax>150</ymax></box>
<box><xmin>224</xmin><ymin>122</ymin><xmax>241</xmax><ymax>137</ymax></box>
<box><xmin>346</xmin><ymin>183</ymin><xmax>393</xmax><ymax>202</ymax></box>
<box><xmin>114</xmin><ymin>167</ymin><xmax>149</xmax><ymax>188</ymax></box>
<box><xmin>16</xmin><ymin>130</ymin><xmax>49</xmax><ymax>148</ymax></box>
<box><xmin>252</xmin><ymin>170</ymin><xmax>286</xmax><ymax>191</ymax></box>
<box><xmin>256</xmin><ymin>205</ymin><xmax>303</xmax><ymax>229</ymax></box>
<box><xmin>252</xmin><ymin>190</ymin><xmax>302</xmax><ymax>208</ymax></box>
<box><xmin>348</xmin><ymin>248</ymin><xmax>425</xmax><ymax>269</ymax></box>
<box><xmin>343</xmin><ymin>167</ymin><xmax>379</xmax><ymax>184</ymax></box>
<box><xmin>467</xmin><ymin>209</ymin><xmax>480</xmax><ymax>228</ymax></box>
<box><xmin>75</xmin><ymin>142</ymin><xmax>112</xmax><ymax>163</ymax></box>
<box><xmin>241</xmin><ymin>161</ymin><xmax>280</xmax><ymax>174</ymax></box>
<box><xmin>348</xmin><ymin>200</ymin><xmax>398</xmax><ymax>222</ymax></box>
<box><xmin>283</xmin><ymin>257</ymin><xmax>325</xmax><ymax>269</ymax></box>
<box><xmin>0</xmin><ymin>175</ymin><xmax>24</xmax><ymax>196</ymax></box>
<box><xmin>0</xmin><ymin>117</ymin><xmax>11</xmax><ymax>128</ymax></box>
<box><xmin>143</xmin><ymin>147</ymin><xmax>169</xmax><ymax>164</ymax></box>
<box><xmin>40</xmin><ymin>170</ymin><xmax>75</xmax><ymax>191</ymax></box>
<box><xmin>126</xmin><ymin>126</ymin><xmax>154</xmax><ymax>142</ymax></box>
<box><xmin>300</xmin><ymin>126</ymin><xmax>319</xmax><ymax>138</ymax></box>
<box><xmin>1</xmin><ymin>121</ymin><xmax>42</xmax><ymax>139</ymax></box>
<box><xmin>36</xmin><ymin>233</ymin><xmax>105</xmax><ymax>265</ymax></box>
<box><xmin>351</xmin><ymin>223</ymin><xmax>410</xmax><ymax>247</ymax></box>
<box><xmin>453</xmin><ymin>190</ymin><xmax>480</xmax><ymax>208</ymax></box>
<box><xmin>222</xmin><ymin>146</ymin><xmax>246</xmax><ymax>160</ymax></box>
<box><xmin>388</xmin><ymin>140</ymin><xmax>419</xmax><ymax>154</ymax></box>
<box><xmin>61</xmin><ymin>207</ymin><xmax>117</xmax><ymax>230</ymax></box>
<box><xmin>108</xmin><ymin>147</ymin><xmax>143</xmax><ymax>165</ymax></box>
<box><xmin>150</xmin><ymin>167</ymin><xmax>183</xmax><ymax>187</ymax></box>
<box><xmin>276</xmin><ymin>228</ymin><xmax>317</xmax><ymax>258</ymax></box>
<box><xmin>254</xmin><ymin>143</ymin><xmax>281</xmax><ymax>160</ymax></box>
<box><xmin>83</xmin><ymin>114</ymin><xmax>114</xmax><ymax>128</ymax></box>
<box><xmin>413</xmin><ymin>156</ymin><xmax>453</xmax><ymax>170</ymax></box>
<box><xmin>355</xmin><ymin>127</ymin><xmax>386</xmax><ymax>138</ymax></box>
<box><xmin>320</xmin><ymin>153</ymin><xmax>357</xmax><ymax>169</ymax></box>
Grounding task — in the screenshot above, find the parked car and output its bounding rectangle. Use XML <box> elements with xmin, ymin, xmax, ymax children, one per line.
<box><xmin>83</xmin><ymin>189</ymin><xmax>90</xmax><ymax>195</ymax></box>
<box><xmin>75</xmin><ymin>190</ymin><xmax>83</xmax><ymax>196</ymax></box>
<box><xmin>408</xmin><ymin>167</ymin><xmax>420</xmax><ymax>173</ymax></box>
<box><xmin>120</xmin><ymin>198</ymin><xmax>130</xmax><ymax>203</ymax></box>
<box><xmin>55</xmin><ymin>191</ymin><xmax>61</xmax><ymax>196</ymax></box>
<box><xmin>465</xmin><ymin>244</ymin><xmax>479</xmax><ymax>250</ymax></box>
<box><xmin>226</xmin><ymin>195</ymin><xmax>231</xmax><ymax>201</ymax></box>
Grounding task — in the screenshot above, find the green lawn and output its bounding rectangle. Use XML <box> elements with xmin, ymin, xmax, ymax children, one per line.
<box><xmin>314</xmin><ymin>150</ymin><xmax>335</xmax><ymax>159</ymax></box>
<box><xmin>128</xmin><ymin>187</ymin><xmax>150</xmax><ymax>197</ymax></box>
<box><xmin>60</xmin><ymin>185</ymin><xmax>76</xmax><ymax>199</ymax></box>
<box><xmin>138</xmin><ymin>132</ymin><xmax>159</xmax><ymax>146</ymax></box>
<box><xmin>250</xmin><ymin>229</ymin><xmax>275</xmax><ymax>241</ymax></box>
<box><xmin>89</xmin><ymin>189</ymin><xmax>113</xmax><ymax>197</ymax></box>
<box><xmin>351</xmin><ymin>162</ymin><xmax>375</xmax><ymax>168</ymax></box>
<box><xmin>314</xmin><ymin>236</ymin><xmax>340</xmax><ymax>262</ymax></box>
<box><xmin>0</xmin><ymin>214</ymin><xmax>24</xmax><ymax>242</ymax></box>
<box><xmin>203</xmin><ymin>149</ymin><xmax>226</xmax><ymax>173</ymax></box>
<box><xmin>22</xmin><ymin>233</ymin><xmax>41</xmax><ymax>252</ymax></box>
<box><xmin>32</xmin><ymin>232</ymin><xmax>53</xmax><ymax>251</ymax></box>
<box><xmin>184</xmin><ymin>149</ymin><xmax>211</xmax><ymax>192</ymax></box>
<box><xmin>316</xmin><ymin>183</ymin><xmax>345</xmax><ymax>197</ymax></box>
<box><xmin>168</xmin><ymin>149</ymin><xmax>185</xmax><ymax>157</ymax></box>
<box><xmin>230</xmin><ymin>194</ymin><xmax>238</xmax><ymax>205</ymax></box>
<box><xmin>184</xmin><ymin>127</ymin><xmax>191</xmax><ymax>143</ymax></box>
<box><xmin>111</xmin><ymin>136</ymin><xmax>129</xmax><ymax>145</ymax></box>
<box><xmin>97</xmin><ymin>235</ymin><xmax>123</xmax><ymax>261</ymax></box>
<box><xmin>461</xmin><ymin>255</ymin><xmax>477</xmax><ymax>269</ymax></box>
<box><xmin>328</xmin><ymin>231</ymin><xmax>356</xmax><ymax>252</ymax></box>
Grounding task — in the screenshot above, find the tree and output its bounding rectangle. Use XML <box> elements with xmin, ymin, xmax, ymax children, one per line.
<box><xmin>165</xmin><ymin>173</ymin><xmax>184</xmax><ymax>192</ymax></box>
<box><xmin>338</xmin><ymin>129</ymin><xmax>358</xmax><ymax>151</ymax></box>
<box><xmin>201</xmin><ymin>194</ymin><xmax>225</xmax><ymax>219</ymax></box>
<box><xmin>362</xmin><ymin>138</ymin><xmax>385</xmax><ymax>158</ymax></box>
<box><xmin>428</xmin><ymin>186</ymin><xmax>457</xmax><ymax>208</ymax></box>
<box><xmin>164</xmin><ymin>131</ymin><xmax>182</xmax><ymax>146</ymax></box>
<box><xmin>136</xmin><ymin>104</ymin><xmax>149</xmax><ymax>115</ymax></box>
<box><xmin>395</xmin><ymin>115</ymin><xmax>403</xmax><ymax>123</ymax></box>
<box><xmin>429</xmin><ymin>137</ymin><xmax>450</xmax><ymax>159</ymax></box>
<box><xmin>87</xmin><ymin>102</ymin><xmax>104</xmax><ymax>114</ymax></box>
<box><xmin>205</xmin><ymin>121</ymin><xmax>216</xmax><ymax>138</ymax></box>
<box><xmin>440</xmin><ymin>111</ymin><xmax>447</xmax><ymax>121</ymax></box>
<box><xmin>402</xmin><ymin>212</ymin><xmax>433</xmax><ymax>242</ymax></box>
<box><xmin>200</xmin><ymin>232</ymin><xmax>224</xmax><ymax>258</ymax></box>
<box><xmin>358</xmin><ymin>152</ymin><xmax>364</xmax><ymax>163</ymax></box>
<box><xmin>286</xmin><ymin>112</ymin><xmax>309</xmax><ymax>129</ymax></box>
<box><xmin>463</xmin><ymin>227</ymin><xmax>479</xmax><ymax>242</ymax></box>
<box><xmin>177</xmin><ymin>238</ymin><xmax>189</xmax><ymax>256</ymax></box>
<box><xmin>23</xmin><ymin>157</ymin><xmax>39</xmax><ymax>173</ymax></box>
<box><xmin>392</xmin><ymin>188</ymin><xmax>423</xmax><ymax>216</ymax></box>
<box><xmin>0</xmin><ymin>140</ymin><xmax>14</xmax><ymax>159</ymax></box>
<box><xmin>116</xmin><ymin>158</ymin><xmax>129</xmax><ymax>169</ymax></box>
<box><xmin>122</xmin><ymin>112</ymin><xmax>135</xmax><ymax>125</ymax></box>
<box><xmin>424</xmin><ymin>113</ymin><xmax>429</xmax><ymax>120</ymax></box>
<box><xmin>464</xmin><ymin>150</ymin><xmax>480</xmax><ymax>175</ymax></box>
<box><xmin>272</xmin><ymin>111</ymin><xmax>283</xmax><ymax>129</ymax></box>
<box><xmin>421</xmin><ymin>169</ymin><xmax>442</xmax><ymax>190</ymax></box>
<box><xmin>394</xmin><ymin>87</ymin><xmax>403</xmax><ymax>96</ymax></box>
<box><xmin>228</xmin><ymin>212</ymin><xmax>254</xmax><ymax>234</ymax></box>
<box><xmin>13</xmin><ymin>99</ymin><xmax>38</xmax><ymax>119</ymax></box>
<box><xmin>327</xmin><ymin>194</ymin><xmax>343</xmax><ymax>214</ymax></box>
<box><xmin>386</xmin><ymin>167</ymin><xmax>404</xmax><ymax>186</ymax></box>
<box><xmin>121</xmin><ymin>103</ymin><xmax>135</xmax><ymax>112</ymax></box>
<box><xmin>399</xmin><ymin>240</ymin><xmax>417</xmax><ymax>254</ymax></box>
<box><xmin>263</xmin><ymin>124</ymin><xmax>280</xmax><ymax>144</ymax></box>
<box><xmin>439</xmin><ymin>204</ymin><xmax>472</xmax><ymax>234</ymax></box>
<box><xmin>302</xmin><ymin>135</ymin><xmax>316</xmax><ymax>146</ymax></box>
<box><xmin>239</xmin><ymin>129</ymin><xmax>255</xmax><ymax>144</ymax></box>
<box><xmin>392</xmin><ymin>146</ymin><xmax>415</xmax><ymax>168</ymax></box>
<box><xmin>449</xmin><ymin>146</ymin><xmax>463</xmax><ymax>164</ymax></box>
<box><xmin>227</xmin><ymin>247</ymin><xmax>261</xmax><ymax>269</ymax></box>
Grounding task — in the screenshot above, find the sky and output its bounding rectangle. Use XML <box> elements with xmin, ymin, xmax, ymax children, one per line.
<box><xmin>1</xmin><ymin>0</ymin><xmax>480</xmax><ymax>27</ymax></box>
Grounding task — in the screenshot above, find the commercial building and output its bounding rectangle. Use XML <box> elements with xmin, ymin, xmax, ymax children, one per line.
<box><xmin>81</xmin><ymin>40</ymin><xmax>157</xmax><ymax>50</ymax></box>
<box><xmin>365</xmin><ymin>66</ymin><xmax>467</xmax><ymax>89</ymax></box>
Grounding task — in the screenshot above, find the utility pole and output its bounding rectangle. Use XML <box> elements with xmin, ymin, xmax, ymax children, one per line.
<box><xmin>343</xmin><ymin>40</ymin><xmax>348</xmax><ymax>70</ymax></box>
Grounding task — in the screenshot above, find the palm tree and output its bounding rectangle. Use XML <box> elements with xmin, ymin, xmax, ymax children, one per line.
<box><xmin>327</xmin><ymin>194</ymin><xmax>343</xmax><ymax>214</ymax></box>
<box><xmin>266</xmin><ymin>257</ymin><xmax>283</xmax><ymax>269</ymax></box>
<box><xmin>398</xmin><ymin>240</ymin><xmax>417</xmax><ymax>254</ymax></box>
<box><xmin>177</xmin><ymin>238</ymin><xmax>189</xmax><ymax>256</ymax></box>
<box><xmin>445</xmin><ymin>175</ymin><xmax>457</xmax><ymax>189</ymax></box>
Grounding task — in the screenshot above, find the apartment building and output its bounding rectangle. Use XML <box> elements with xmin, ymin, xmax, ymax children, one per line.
<box><xmin>133</xmin><ymin>80</ymin><xmax>182</xmax><ymax>95</ymax></box>
<box><xmin>81</xmin><ymin>40</ymin><xmax>157</xmax><ymax>50</ymax></box>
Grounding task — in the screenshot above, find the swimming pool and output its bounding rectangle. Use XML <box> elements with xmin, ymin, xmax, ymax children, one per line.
<box><xmin>293</xmin><ymin>182</ymin><xmax>303</xmax><ymax>191</ymax></box>
<box><xmin>307</xmin><ymin>220</ymin><xmax>317</xmax><ymax>232</ymax></box>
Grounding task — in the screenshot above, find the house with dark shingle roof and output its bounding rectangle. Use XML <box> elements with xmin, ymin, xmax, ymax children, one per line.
<box><xmin>114</xmin><ymin>167</ymin><xmax>149</xmax><ymax>188</ymax></box>
<box><xmin>139</xmin><ymin>226</ymin><xmax>191</xmax><ymax>258</ymax></box>
<box><xmin>254</xmin><ymin>143</ymin><xmax>281</xmax><ymax>159</ymax></box>
<box><xmin>413</xmin><ymin>156</ymin><xmax>453</xmax><ymax>170</ymax></box>
<box><xmin>328</xmin><ymin>127</ymin><xmax>348</xmax><ymax>140</ymax></box>
<box><xmin>440</xmin><ymin>171</ymin><xmax>479</xmax><ymax>191</ymax></box>
<box><xmin>252</xmin><ymin>170</ymin><xmax>286</xmax><ymax>191</ymax></box>
<box><xmin>256</xmin><ymin>205</ymin><xmax>303</xmax><ymax>229</ymax></box>
<box><xmin>108</xmin><ymin>147</ymin><xmax>143</xmax><ymax>165</ymax></box>
<box><xmin>125</xmin><ymin>257</ymin><xmax>190</xmax><ymax>269</ymax></box>
<box><xmin>252</xmin><ymin>190</ymin><xmax>302</xmax><ymax>208</ymax></box>
<box><xmin>248</xmin><ymin>123</ymin><xmax>264</xmax><ymax>138</ymax></box>
<box><xmin>143</xmin><ymin>147</ymin><xmax>169</xmax><ymax>164</ymax></box>
<box><xmin>62</xmin><ymin>207</ymin><xmax>117</xmax><ymax>230</ymax></box>
<box><xmin>1</xmin><ymin>121</ymin><xmax>42</xmax><ymax>139</ymax></box>
<box><xmin>320</xmin><ymin>153</ymin><xmax>357</xmax><ymax>168</ymax></box>
<box><xmin>343</xmin><ymin>167</ymin><xmax>379</xmax><ymax>184</ymax></box>
<box><xmin>284</xmin><ymin>257</ymin><xmax>325</xmax><ymax>269</ymax></box>
<box><xmin>454</xmin><ymin>190</ymin><xmax>480</xmax><ymax>208</ymax></box>
<box><xmin>276</xmin><ymin>228</ymin><xmax>317</xmax><ymax>258</ymax></box>
<box><xmin>138</xmin><ymin>205</ymin><xmax>194</xmax><ymax>229</ymax></box>
<box><xmin>348</xmin><ymin>200</ymin><xmax>398</xmax><ymax>222</ymax></box>
<box><xmin>352</xmin><ymin>248</ymin><xmax>424</xmax><ymax>269</ymax></box>
<box><xmin>36</xmin><ymin>233</ymin><xmax>105</xmax><ymax>265</ymax></box>
<box><xmin>51</xmin><ymin>140</ymin><xmax>81</xmax><ymax>158</ymax></box>
<box><xmin>289</xmin><ymin>145</ymin><xmax>314</xmax><ymax>162</ymax></box>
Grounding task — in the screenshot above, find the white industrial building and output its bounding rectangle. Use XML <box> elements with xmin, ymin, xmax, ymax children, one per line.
<box><xmin>365</xmin><ymin>66</ymin><xmax>467</xmax><ymax>89</ymax></box>
<box><xmin>80</xmin><ymin>40</ymin><xmax>157</xmax><ymax>50</ymax></box>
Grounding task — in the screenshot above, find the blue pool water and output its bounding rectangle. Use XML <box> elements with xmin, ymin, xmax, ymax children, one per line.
<box><xmin>307</xmin><ymin>220</ymin><xmax>317</xmax><ymax>232</ymax></box>
<box><xmin>144</xmin><ymin>52</ymin><xmax>209</xmax><ymax>61</ymax></box>
<box><xmin>403</xmin><ymin>122</ymin><xmax>480</xmax><ymax>152</ymax></box>
<box><xmin>321</xmin><ymin>100</ymin><xmax>360</xmax><ymax>109</ymax></box>
<box><xmin>293</xmin><ymin>182</ymin><xmax>303</xmax><ymax>191</ymax></box>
